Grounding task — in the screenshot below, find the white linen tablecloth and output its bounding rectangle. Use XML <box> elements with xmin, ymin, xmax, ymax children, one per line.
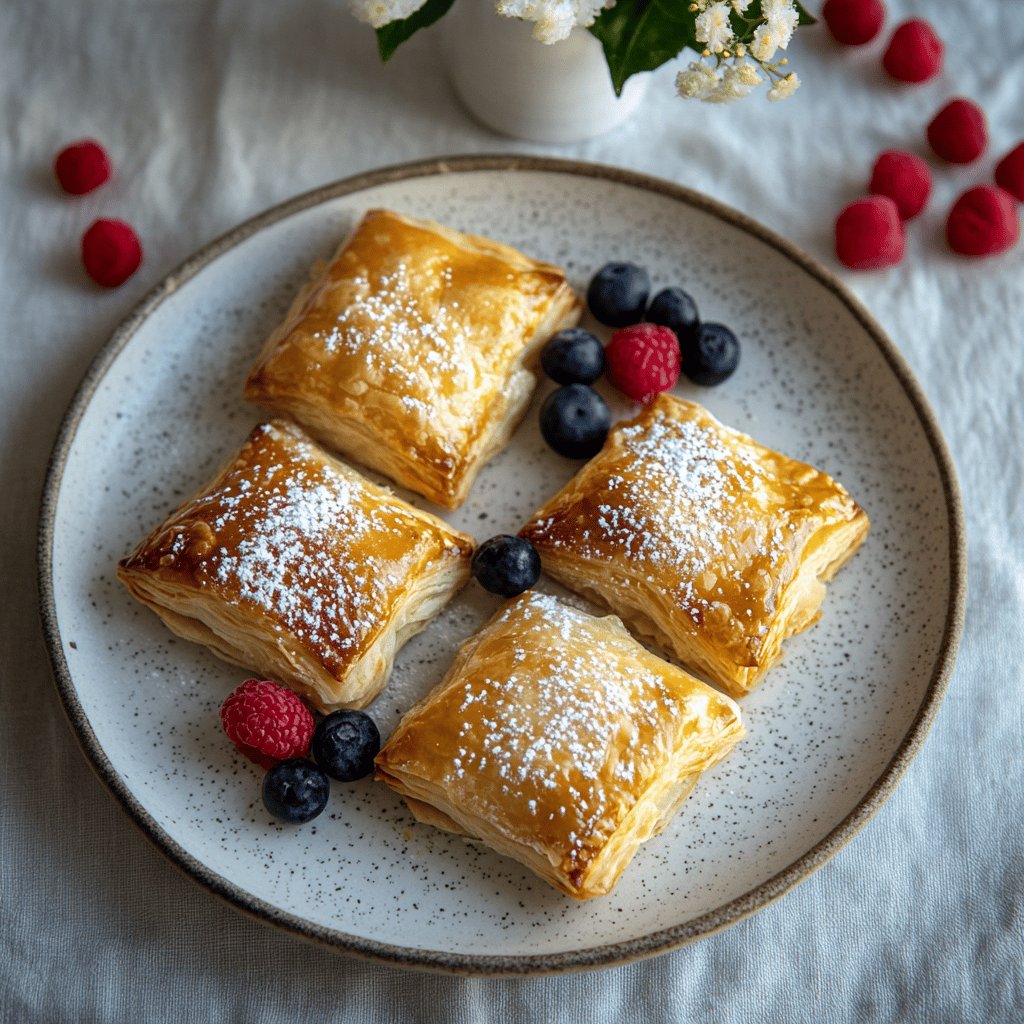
<box><xmin>2</xmin><ymin>0</ymin><xmax>1022</xmax><ymax>1019</ymax></box>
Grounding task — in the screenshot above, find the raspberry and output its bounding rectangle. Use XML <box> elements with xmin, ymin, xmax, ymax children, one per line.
<box><xmin>220</xmin><ymin>679</ymin><xmax>315</xmax><ymax>769</ymax></box>
<box><xmin>927</xmin><ymin>99</ymin><xmax>987</xmax><ymax>164</ymax></box>
<box><xmin>869</xmin><ymin>150</ymin><xmax>932</xmax><ymax>220</ymax></box>
<box><xmin>882</xmin><ymin>19</ymin><xmax>943</xmax><ymax>83</ymax></box>
<box><xmin>54</xmin><ymin>139</ymin><xmax>111</xmax><ymax>195</ymax></box>
<box><xmin>822</xmin><ymin>0</ymin><xmax>885</xmax><ymax>46</ymax></box>
<box><xmin>834</xmin><ymin>196</ymin><xmax>905</xmax><ymax>270</ymax></box>
<box><xmin>946</xmin><ymin>186</ymin><xmax>1020</xmax><ymax>258</ymax></box>
<box><xmin>605</xmin><ymin>323</ymin><xmax>680</xmax><ymax>404</ymax></box>
<box><xmin>81</xmin><ymin>219</ymin><xmax>142</xmax><ymax>287</ymax></box>
<box><xmin>994</xmin><ymin>142</ymin><xmax>1024</xmax><ymax>203</ymax></box>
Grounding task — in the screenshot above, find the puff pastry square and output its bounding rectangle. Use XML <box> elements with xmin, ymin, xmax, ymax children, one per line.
<box><xmin>375</xmin><ymin>591</ymin><xmax>744</xmax><ymax>900</ymax></box>
<box><xmin>117</xmin><ymin>420</ymin><xmax>474</xmax><ymax>711</ymax></box>
<box><xmin>519</xmin><ymin>395</ymin><xmax>870</xmax><ymax>697</ymax></box>
<box><xmin>244</xmin><ymin>209</ymin><xmax>582</xmax><ymax>509</ymax></box>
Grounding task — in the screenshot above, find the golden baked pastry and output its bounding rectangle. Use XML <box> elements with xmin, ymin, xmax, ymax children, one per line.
<box><xmin>375</xmin><ymin>591</ymin><xmax>744</xmax><ymax>900</ymax></box>
<box><xmin>519</xmin><ymin>395</ymin><xmax>869</xmax><ymax>697</ymax></box>
<box><xmin>244</xmin><ymin>209</ymin><xmax>582</xmax><ymax>509</ymax></box>
<box><xmin>117</xmin><ymin>420</ymin><xmax>474</xmax><ymax>711</ymax></box>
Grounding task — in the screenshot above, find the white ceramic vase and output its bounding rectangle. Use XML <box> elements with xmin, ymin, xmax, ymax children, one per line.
<box><xmin>439</xmin><ymin>0</ymin><xmax>650</xmax><ymax>143</ymax></box>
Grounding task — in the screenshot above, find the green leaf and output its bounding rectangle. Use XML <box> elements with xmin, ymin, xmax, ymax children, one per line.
<box><xmin>794</xmin><ymin>1</ymin><xmax>817</xmax><ymax>26</ymax></box>
<box><xmin>589</xmin><ymin>0</ymin><xmax>699</xmax><ymax>96</ymax></box>
<box><xmin>375</xmin><ymin>0</ymin><xmax>457</xmax><ymax>61</ymax></box>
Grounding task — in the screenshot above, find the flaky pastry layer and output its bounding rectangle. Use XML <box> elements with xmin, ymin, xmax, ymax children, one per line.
<box><xmin>375</xmin><ymin>592</ymin><xmax>744</xmax><ymax>899</ymax></box>
<box><xmin>117</xmin><ymin>420</ymin><xmax>473</xmax><ymax>710</ymax></box>
<box><xmin>519</xmin><ymin>395</ymin><xmax>869</xmax><ymax>697</ymax></box>
<box><xmin>244</xmin><ymin>208</ymin><xmax>582</xmax><ymax>508</ymax></box>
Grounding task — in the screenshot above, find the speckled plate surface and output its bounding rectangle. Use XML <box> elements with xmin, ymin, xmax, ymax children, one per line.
<box><xmin>39</xmin><ymin>156</ymin><xmax>965</xmax><ymax>975</ymax></box>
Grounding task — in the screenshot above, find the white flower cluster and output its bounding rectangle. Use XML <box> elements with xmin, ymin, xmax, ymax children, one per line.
<box><xmin>676</xmin><ymin>0</ymin><xmax>802</xmax><ymax>103</ymax></box>
<box><xmin>349</xmin><ymin>0</ymin><xmax>429</xmax><ymax>29</ymax></box>
<box><xmin>496</xmin><ymin>0</ymin><xmax>613</xmax><ymax>43</ymax></box>
<box><xmin>767</xmin><ymin>71</ymin><xmax>800</xmax><ymax>100</ymax></box>
<box><xmin>349</xmin><ymin>0</ymin><xmax>611</xmax><ymax>43</ymax></box>
<box><xmin>751</xmin><ymin>0</ymin><xmax>799</xmax><ymax>61</ymax></box>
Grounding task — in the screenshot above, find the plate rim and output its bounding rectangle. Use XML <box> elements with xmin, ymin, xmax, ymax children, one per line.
<box><xmin>36</xmin><ymin>153</ymin><xmax>967</xmax><ymax>976</ymax></box>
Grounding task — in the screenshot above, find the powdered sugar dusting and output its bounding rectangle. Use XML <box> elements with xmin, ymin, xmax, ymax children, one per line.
<box><xmin>285</xmin><ymin>212</ymin><xmax>567</xmax><ymax>476</ymax></box>
<box><xmin>313</xmin><ymin>263</ymin><xmax>466</xmax><ymax>387</ymax></box>
<box><xmin>165</xmin><ymin>424</ymin><xmax>456</xmax><ymax>667</ymax></box>
<box><xmin>530</xmin><ymin>407</ymin><xmax>808</xmax><ymax>639</ymax></box>
<box><xmin>441</xmin><ymin>593</ymin><xmax>691</xmax><ymax>865</ymax></box>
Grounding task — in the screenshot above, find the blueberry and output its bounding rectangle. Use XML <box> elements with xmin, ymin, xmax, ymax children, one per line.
<box><xmin>681</xmin><ymin>322</ymin><xmax>741</xmax><ymax>386</ymax></box>
<box><xmin>262</xmin><ymin>759</ymin><xmax>330</xmax><ymax>823</ymax></box>
<box><xmin>539</xmin><ymin>384</ymin><xmax>610</xmax><ymax>459</ymax></box>
<box><xmin>540</xmin><ymin>328</ymin><xmax>605</xmax><ymax>385</ymax></box>
<box><xmin>472</xmin><ymin>535</ymin><xmax>541</xmax><ymax>598</ymax></box>
<box><xmin>586</xmin><ymin>262</ymin><xmax>650</xmax><ymax>327</ymax></box>
<box><xmin>646</xmin><ymin>287</ymin><xmax>701</xmax><ymax>346</ymax></box>
<box><xmin>311</xmin><ymin>710</ymin><xmax>381</xmax><ymax>782</ymax></box>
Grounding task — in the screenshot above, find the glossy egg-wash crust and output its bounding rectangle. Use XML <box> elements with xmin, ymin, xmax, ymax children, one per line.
<box><xmin>244</xmin><ymin>209</ymin><xmax>582</xmax><ymax>508</ymax></box>
<box><xmin>376</xmin><ymin>592</ymin><xmax>744</xmax><ymax>899</ymax></box>
<box><xmin>520</xmin><ymin>395</ymin><xmax>869</xmax><ymax>696</ymax></box>
<box><xmin>117</xmin><ymin>419</ymin><xmax>474</xmax><ymax>711</ymax></box>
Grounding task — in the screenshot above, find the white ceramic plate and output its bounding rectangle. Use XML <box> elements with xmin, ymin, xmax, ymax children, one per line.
<box><xmin>39</xmin><ymin>156</ymin><xmax>965</xmax><ymax>974</ymax></box>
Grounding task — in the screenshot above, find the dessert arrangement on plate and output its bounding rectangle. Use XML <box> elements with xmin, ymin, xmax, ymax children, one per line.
<box><xmin>116</xmin><ymin>207</ymin><xmax>868</xmax><ymax>901</ymax></box>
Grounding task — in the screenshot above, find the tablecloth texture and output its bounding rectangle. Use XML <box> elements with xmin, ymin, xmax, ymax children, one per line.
<box><xmin>2</xmin><ymin>0</ymin><xmax>1022</xmax><ymax>1020</ymax></box>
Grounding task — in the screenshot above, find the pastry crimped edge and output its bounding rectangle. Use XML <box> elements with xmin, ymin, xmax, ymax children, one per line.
<box><xmin>118</xmin><ymin>557</ymin><xmax>470</xmax><ymax>711</ymax></box>
<box><xmin>382</xmin><ymin>755</ymin><xmax>708</xmax><ymax>900</ymax></box>
<box><xmin>529</xmin><ymin>515</ymin><xmax>868</xmax><ymax>699</ymax></box>
<box><xmin>243</xmin><ymin>209</ymin><xmax>583</xmax><ymax>509</ymax></box>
